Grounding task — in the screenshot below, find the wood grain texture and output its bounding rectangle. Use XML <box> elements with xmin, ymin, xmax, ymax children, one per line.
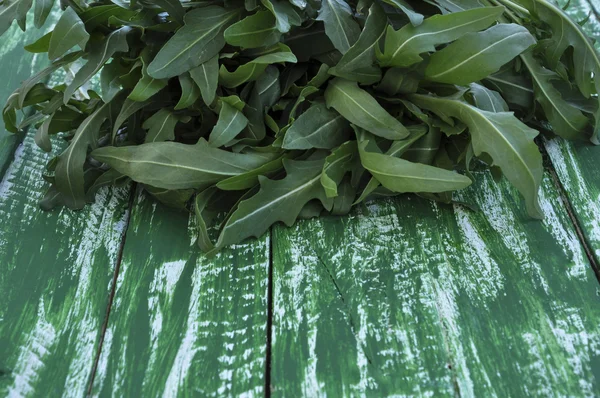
<box><xmin>0</xmin><ymin>13</ymin><xmax>58</xmax><ymax>178</ymax></box>
<box><xmin>91</xmin><ymin>194</ymin><xmax>269</xmax><ymax>397</ymax></box>
<box><xmin>543</xmin><ymin>0</ymin><xmax>600</xmax><ymax>265</ymax></box>
<box><xmin>0</xmin><ymin>134</ymin><xmax>130</xmax><ymax>397</ymax></box>
<box><xmin>271</xmin><ymin>171</ymin><xmax>600</xmax><ymax>396</ymax></box>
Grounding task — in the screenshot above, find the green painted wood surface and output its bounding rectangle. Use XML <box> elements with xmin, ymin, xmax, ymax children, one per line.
<box><xmin>545</xmin><ymin>139</ymin><xmax>600</xmax><ymax>265</ymax></box>
<box><xmin>544</xmin><ymin>0</ymin><xmax>600</xmax><ymax>266</ymax></box>
<box><xmin>0</xmin><ymin>13</ymin><xmax>57</xmax><ymax>178</ymax></box>
<box><xmin>271</xmin><ymin>171</ymin><xmax>600</xmax><ymax>396</ymax></box>
<box><xmin>1</xmin><ymin>1</ymin><xmax>600</xmax><ymax>397</ymax></box>
<box><xmin>0</xmin><ymin>134</ymin><xmax>130</xmax><ymax>397</ymax></box>
<box><xmin>90</xmin><ymin>194</ymin><xmax>269</xmax><ymax>397</ymax></box>
<box><xmin>0</xmin><ymin>13</ymin><xmax>133</xmax><ymax>397</ymax></box>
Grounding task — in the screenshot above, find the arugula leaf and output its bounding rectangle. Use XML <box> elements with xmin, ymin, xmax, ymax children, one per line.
<box><xmin>143</xmin><ymin>109</ymin><xmax>179</xmax><ymax>143</ymax></box>
<box><xmin>91</xmin><ymin>139</ymin><xmax>277</xmax><ymax>190</ymax></box>
<box><xmin>190</xmin><ymin>55</ymin><xmax>219</xmax><ymax>106</ymax></box>
<box><xmin>410</xmin><ymin>93</ymin><xmax>544</xmax><ymax>218</ymax></box>
<box><xmin>148</xmin><ymin>7</ymin><xmax>241</xmax><ymax>79</ymax></box>
<box><xmin>378</xmin><ymin>6</ymin><xmax>503</xmax><ymax>67</ymax></box>
<box><xmin>325</xmin><ymin>78</ymin><xmax>409</xmax><ymax>139</ymax></box>
<box><xmin>520</xmin><ymin>52</ymin><xmax>589</xmax><ymax>140</ymax></box>
<box><xmin>328</xmin><ymin>3</ymin><xmax>386</xmax><ymax>84</ymax></box>
<box><xmin>283</xmin><ymin>102</ymin><xmax>350</xmax><ymax>149</ymax></box>
<box><xmin>64</xmin><ymin>27</ymin><xmax>131</xmax><ymax>103</ymax></box>
<box><xmin>356</xmin><ymin>129</ymin><xmax>472</xmax><ymax>194</ymax></box>
<box><xmin>316</xmin><ymin>0</ymin><xmax>361</xmax><ymax>54</ymax></box>
<box><xmin>225</xmin><ymin>10</ymin><xmax>281</xmax><ymax>48</ymax></box>
<box><xmin>209</xmin><ymin>97</ymin><xmax>249</xmax><ymax>147</ymax></box>
<box><xmin>211</xmin><ymin>158</ymin><xmax>333</xmax><ymax>251</ymax></box>
<box><xmin>48</xmin><ymin>7</ymin><xmax>89</xmax><ymax>60</ymax></box>
<box><xmin>425</xmin><ymin>24</ymin><xmax>536</xmax><ymax>85</ymax></box>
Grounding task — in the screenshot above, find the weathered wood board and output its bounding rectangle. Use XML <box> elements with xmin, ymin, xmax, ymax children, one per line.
<box><xmin>0</xmin><ymin>13</ymin><xmax>133</xmax><ymax>397</ymax></box>
<box><xmin>90</xmin><ymin>194</ymin><xmax>270</xmax><ymax>397</ymax></box>
<box><xmin>544</xmin><ymin>0</ymin><xmax>600</xmax><ymax>267</ymax></box>
<box><xmin>0</xmin><ymin>13</ymin><xmax>56</xmax><ymax>177</ymax></box>
<box><xmin>271</xmin><ymin>172</ymin><xmax>600</xmax><ymax>396</ymax></box>
<box><xmin>0</xmin><ymin>134</ymin><xmax>130</xmax><ymax>397</ymax></box>
<box><xmin>545</xmin><ymin>139</ymin><xmax>600</xmax><ymax>266</ymax></box>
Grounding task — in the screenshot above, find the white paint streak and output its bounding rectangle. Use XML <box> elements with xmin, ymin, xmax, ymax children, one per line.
<box><xmin>6</xmin><ymin>299</ymin><xmax>57</xmax><ymax>398</ymax></box>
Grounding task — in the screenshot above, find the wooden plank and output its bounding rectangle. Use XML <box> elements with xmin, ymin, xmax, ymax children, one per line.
<box><xmin>90</xmin><ymin>195</ymin><xmax>270</xmax><ymax>397</ymax></box>
<box><xmin>271</xmin><ymin>171</ymin><xmax>600</xmax><ymax>395</ymax></box>
<box><xmin>0</xmin><ymin>13</ymin><xmax>57</xmax><ymax>177</ymax></box>
<box><xmin>545</xmin><ymin>139</ymin><xmax>600</xmax><ymax>266</ymax></box>
<box><xmin>543</xmin><ymin>0</ymin><xmax>600</xmax><ymax>266</ymax></box>
<box><xmin>0</xmin><ymin>134</ymin><xmax>130</xmax><ymax>397</ymax></box>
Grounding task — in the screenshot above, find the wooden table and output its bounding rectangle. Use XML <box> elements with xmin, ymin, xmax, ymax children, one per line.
<box><xmin>1</xmin><ymin>2</ymin><xmax>599</xmax><ymax>396</ymax></box>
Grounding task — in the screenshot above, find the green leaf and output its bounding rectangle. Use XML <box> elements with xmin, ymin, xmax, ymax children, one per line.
<box><xmin>282</xmin><ymin>102</ymin><xmax>350</xmax><ymax>149</ymax></box>
<box><xmin>55</xmin><ymin>93</ymin><xmax>125</xmax><ymax>209</ymax></box>
<box><xmin>410</xmin><ymin>93</ymin><xmax>544</xmax><ymax>218</ymax></box>
<box><xmin>189</xmin><ymin>55</ymin><xmax>219</xmax><ymax>106</ymax></box>
<box><xmin>79</xmin><ymin>5</ymin><xmax>137</xmax><ymax>30</ymax></box>
<box><xmin>355</xmin><ymin>126</ymin><xmax>426</xmax><ymax>203</ymax></box>
<box><xmin>381</xmin><ymin>0</ymin><xmax>423</xmax><ymax>26</ymax></box>
<box><xmin>316</xmin><ymin>0</ymin><xmax>361</xmax><ymax>54</ymax></box>
<box><xmin>16</xmin><ymin>0</ymin><xmax>32</xmax><ymax>31</ymax></box>
<box><xmin>24</xmin><ymin>31</ymin><xmax>52</xmax><ymax>53</ymax></box>
<box><xmin>209</xmin><ymin>99</ymin><xmax>249</xmax><ymax>147</ymax></box>
<box><xmin>224</xmin><ymin>10</ymin><xmax>281</xmax><ymax>48</ymax></box>
<box><xmin>378</xmin><ymin>6</ymin><xmax>503</xmax><ymax>67</ymax></box>
<box><xmin>194</xmin><ymin>187</ymin><xmax>218</xmax><ymax>252</ymax></box>
<box><xmin>261</xmin><ymin>0</ymin><xmax>302</xmax><ymax>33</ymax></box>
<box><xmin>255</xmin><ymin>65</ymin><xmax>280</xmax><ymax>108</ymax></box>
<box><xmin>321</xmin><ymin>140</ymin><xmax>357</xmax><ymax>197</ymax></box>
<box><xmin>520</xmin><ymin>53</ymin><xmax>589</xmax><ymax>141</ymax></box>
<box><xmin>328</xmin><ymin>3</ymin><xmax>386</xmax><ymax>84</ymax></box>
<box><xmin>148</xmin><ymin>0</ymin><xmax>185</xmax><ymax>24</ymax></box>
<box><xmin>0</xmin><ymin>0</ymin><xmax>20</xmax><ymax>37</ymax></box>
<box><xmin>356</xmin><ymin>129</ymin><xmax>472</xmax><ymax>194</ymax></box>
<box><xmin>425</xmin><ymin>24</ymin><xmax>536</xmax><ymax>85</ymax></box>
<box><xmin>324</xmin><ymin>78</ymin><xmax>409</xmax><ymax>140</ymax></box>
<box><xmin>33</xmin><ymin>0</ymin><xmax>54</xmax><ymax>28</ymax></box>
<box><xmin>91</xmin><ymin>139</ymin><xmax>277</xmax><ymax>190</ymax></box>
<box><xmin>469</xmin><ymin>83</ymin><xmax>508</xmax><ymax>112</ymax></box>
<box><xmin>64</xmin><ymin>27</ymin><xmax>131</xmax><ymax>103</ymax></box>
<box><xmin>34</xmin><ymin>117</ymin><xmax>52</xmax><ymax>152</ymax></box>
<box><xmin>17</xmin><ymin>51</ymin><xmax>81</xmax><ymax>108</ymax></box>
<box><xmin>49</xmin><ymin>7</ymin><xmax>90</xmax><ymax>60</ymax></box>
<box><xmin>219</xmin><ymin>46</ymin><xmax>297</xmax><ymax>88</ymax></box>
<box><xmin>112</xmin><ymin>97</ymin><xmax>154</xmax><ymax>141</ymax></box>
<box><xmin>147</xmin><ymin>6</ymin><xmax>240</xmax><ymax>79</ymax></box>
<box><xmin>175</xmin><ymin>72</ymin><xmax>201</xmax><ymax>109</ymax></box>
<box><xmin>377</xmin><ymin>67</ymin><xmax>421</xmax><ymax>95</ymax></box>
<box><xmin>145</xmin><ymin>186</ymin><xmax>194</xmax><ymax>209</ymax></box>
<box><xmin>143</xmin><ymin>109</ymin><xmax>179</xmax><ymax>143</ymax></box>
<box><xmin>211</xmin><ymin>158</ymin><xmax>333</xmax><ymax>251</ymax></box>
<box><xmin>216</xmin><ymin>155</ymin><xmax>285</xmax><ymax>190</ymax></box>
<box><xmin>128</xmin><ymin>54</ymin><xmax>168</xmax><ymax>102</ymax></box>
<box><xmin>484</xmin><ymin>66</ymin><xmax>534</xmax><ymax>109</ymax></box>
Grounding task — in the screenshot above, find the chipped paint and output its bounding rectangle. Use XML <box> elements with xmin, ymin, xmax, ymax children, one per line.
<box><xmin>91</xmin><ymin>200</ymin><xmax>269</xmax><ymax>397</ymax></box>
<box><xmin>0</xmin><ymin>134</ymin><xmax>129</xmax><ymax>397</ymax></box>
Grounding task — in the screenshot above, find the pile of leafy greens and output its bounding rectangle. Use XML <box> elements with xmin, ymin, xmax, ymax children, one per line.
<box><xmin>1</xmin><ymin>0</ymin><xmax>598</xmax><ymax>252</ymax></box>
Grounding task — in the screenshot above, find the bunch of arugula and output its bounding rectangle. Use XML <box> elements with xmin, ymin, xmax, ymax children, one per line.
<box><xmin>1</xmin><ymin>0</ymin><xmax>598</xmax><ymax>252</ymax></box>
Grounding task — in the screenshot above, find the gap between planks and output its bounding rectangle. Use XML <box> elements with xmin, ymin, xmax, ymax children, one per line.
<box><xmin>265</xmin><ymin>228</ymin><xmax>274</xmax><ymax>398</ymax></box>
<box><xmin>86</xmin><ymin>182</ymin><xmax>138</xmax><ymax>396</ymax></box>
<box><xmin>541</xmin><ymin>143</ymin><xmax>600</xmax><ymax>283</ymax></box>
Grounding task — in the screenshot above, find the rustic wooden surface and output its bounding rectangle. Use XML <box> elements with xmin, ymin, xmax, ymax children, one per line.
<box><xmin>0</xmin><ymin>2</ymin><xmax>599</xmax><ymax>397</ymax></box>
<box><xmin>0</xmin><ymin>11</ymin><xmax>126</xmax><ymax>398</ymax></box>
<box><xmin>90</xmin><ymin>193</ymin><xmax>270</xmax><ymax>397</ymax></box>
<box><xmin>543</xmin><ymin>0</ymin><xmax>600</xmax><ymax>267</ymax></box>
<box><xmin>271</xmin><ymin>172</ymin><xmax>600</xmax><ymax>396</ymax></box>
